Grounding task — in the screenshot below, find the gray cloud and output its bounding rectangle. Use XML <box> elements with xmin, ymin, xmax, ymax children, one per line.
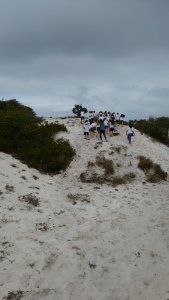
<box><xmin>0</xmin><ymin>0</ymin><xmax>169</xmax><ymax>119</ymax></box>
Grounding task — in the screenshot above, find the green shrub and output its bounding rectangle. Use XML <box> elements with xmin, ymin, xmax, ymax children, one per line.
<box><xmin>132</xmin><ymin>116</ymin><xmax>169</xmax><ymax>146</ymax></box>
<box><xmin>0</xmin><ymin>100</ymin><xmax>75</xmax><ymax>173</ymax></box>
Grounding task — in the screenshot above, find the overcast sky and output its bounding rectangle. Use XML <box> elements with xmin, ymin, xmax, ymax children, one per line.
<box><xmin>0</xmin><ymin>0</ymin><xmax>169</xmax><ymax>119</ymax></box>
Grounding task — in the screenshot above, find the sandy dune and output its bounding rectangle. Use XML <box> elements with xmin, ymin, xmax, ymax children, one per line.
<box><xmin>0</xmin><ymin>118</ymin><xmax>169</xmax><ymax>300</ymax></box>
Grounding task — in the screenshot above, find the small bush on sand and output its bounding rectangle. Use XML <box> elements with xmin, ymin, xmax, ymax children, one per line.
<box><xmin>0</xmin><ymin>100</ymin><xmax>75</xmax><ymax>173</ymax></box>
<box><xmin>80</xmin><ymin>172</ymin><xmax>104</xmax><ymax>184</ymax></box>
<box><xmin>138</xmin><ymin>156</ymin><xmax>153</xmax><ymax>171</ymax></box>
<box><xmin>96</xmin><ymin>156</ymin><xmax>114</xmax><ymax>175</ymax></box>
<box><xmin>18</xmin><ymin>193</ymin><xmax>40</xmax><ymax>206</ymax></box>
<box><xmin>5</xmin><ymin>185</ymin><xmax>15</xmax><ymax>192</ymax></box>
<box><xmin>147</xmin><ymin>163</ymin><xmax>167</xmax><ymax>183</ymax></box>
<box><xmin>80</xmin><ymin>155</ymin><xmax>136</xmax><ymax>186</ymax></box>
<box><xmin>107</xmin><ymin>172</ymin><xmax>136</xmax><ymax>186</ymax></box>
<box><xmin>67</xmin><ymin>193</ymin><xmax>90</xmax><ymax>204</ymax></box>
<box><xmin>153</xmin><ymin>164</ymin><xmax>167</xmax><ymax>180</ymax></box>
<box><xmin>80</xmin><ymin>171</ymin><xmax>136</xmax><ymax>186</ymax></box>
<box><xmin>138</xmin><ymin>156</ymin><xmax>167</xmax><ymax>182</ymax></box>
<box><xmin>114</xmin><ymin>147</ymin><xmax>121</xmax><ymax>154</ymax></box>
<box><xmin>88</xmin><ymin>161</ymin><xmax>95</xmax><ymax>168</ymax></box>
<box><xmin>4</xmin><ymin>290</ymin><xmax>23</xmax><ymax>300</ymax></box>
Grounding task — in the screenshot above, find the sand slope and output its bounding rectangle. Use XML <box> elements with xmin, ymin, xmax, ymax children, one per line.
<box><xmin>0</xmin><ymin>118</ymin><xmax>169</xmax><ymax>300</ymax></box>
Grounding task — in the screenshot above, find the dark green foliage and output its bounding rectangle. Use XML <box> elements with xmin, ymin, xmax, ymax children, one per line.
<box><xmin>72</xmin><ymin>104</ymin><xmax>88</xmax><ymax>117</ymax></box>
<box><xmin>133</xmin><ymin>117</ymin><xmax>169</xmax><ymax>146</ymax></box>
<box><xmin>0</xmin><ymin>100</ymin><xmax>75</xmax><ymax>173</ymax></box>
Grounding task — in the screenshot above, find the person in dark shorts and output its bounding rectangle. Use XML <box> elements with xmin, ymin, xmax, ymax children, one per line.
<box><xmin>99</xmin><ymin>119</ymin><xmax>108</xmax><ymax>142</ymax></box>
<box><xmin>126</xmin><ymin>124</ymin><xmax>135</xmax><ymax>144</ymax></box>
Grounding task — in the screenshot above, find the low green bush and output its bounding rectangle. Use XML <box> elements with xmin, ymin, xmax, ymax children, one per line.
<box><xmin>131</xmin><ymin>117</ymin><xmax>169</xmax><ymax>146</ymax></box>
<box><xmin>0</xmin><ymin>100</ymin><xmax>75</xmax><ymax>173</ymax></box>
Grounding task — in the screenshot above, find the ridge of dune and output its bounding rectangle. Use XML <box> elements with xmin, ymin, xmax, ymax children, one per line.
<box><xmin>0</xmin><ymin>117</ymin><xmax>169</xmax><ymax>300</ymax></box>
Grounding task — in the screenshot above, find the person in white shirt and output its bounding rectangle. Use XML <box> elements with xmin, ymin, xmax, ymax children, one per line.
<box><xmin>84</xmin><ymin>120</ymin><xmax>90</xmax><ymax>140</ymax></box>
<box><xmin>104</xmin><ymin>118</ymin><xmax>109</xmax><ymax>134</ymax></box>
<box><xmin>126</xmin><ymin>124</ymin><xmax>135</xmax><ymax>144</ymax></box>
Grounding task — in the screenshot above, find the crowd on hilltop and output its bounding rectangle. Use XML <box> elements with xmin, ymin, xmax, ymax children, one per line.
<box><xmin>81</xmin><ymin>110</ymin><xmax>126</xmax><ymax>141</ymax></box>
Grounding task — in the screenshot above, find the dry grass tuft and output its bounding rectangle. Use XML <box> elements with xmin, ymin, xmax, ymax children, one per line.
<box><xmin>96</xmin><ymin>156</ymin><xmax>114</xmax><ymax>175</ymax></box>
<box><xmin>88</xmin><ymin>161</ymin><xmax>95</xmax><ymax>168</ymax></box>
<box><xmin>36</xmin><ymin>222</ymin><xmax>48</xmax><ymax>231</ymax></box>
<box><xmin>138</xmin><ymin>156</ymin><xmax>153</xmax><ymax>171</ymax></box>
<box><xmin>18</xmin><ymin>193</ymin><xmax>40</xmax><ymax>206</ymax></box>
<box><xmin>80</xmin><ymin>171</ymin><xmax>136</xmax><ymax>186</ymax></box>
<box><xmin>67</xmin><ymin>193</ymin><xmax>90</xmax><ymax>204</ymax></box>
<box><xmin>94</xmin><ymin>142</ymin><xmax>102</xmax><ymax>149</ymax></box>
<box><xmin>4</xmin><ymin>290</ymin><xmax>23</xmax><ymax>300</ymax></box>
<box><xmin>5</xmin><ymin>185</ymin><xmax>15</xmax><ymax>193</ymax></box>
<box><xmin>80</xmin><ymin>172</ymin><xmax>104</xmax><ymax>185</ymax></box>
<box><xmin>80</xmin><ymin>154</ymin><xmax>136</xmax><ymax>186</ymax></box>
<box><xmin>138</xmin><ymin>156</ymin><xmax>167</xmax><ymax>183</ymax></box>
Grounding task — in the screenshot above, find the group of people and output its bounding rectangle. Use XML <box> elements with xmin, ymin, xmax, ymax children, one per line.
<box><xmin>81</xmin><ymin>110</ymin><xmax>135</xmax><ymax>144</ymax></box>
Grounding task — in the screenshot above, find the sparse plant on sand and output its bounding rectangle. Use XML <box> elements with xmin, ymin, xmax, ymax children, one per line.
<box><xmin>80</xmin><ymin>166</ymin><xmax>136</xmax><ymax>186</ymax></box>
<box><xmin>110</xmin><ymin>173</ymin><xmax>136</xmax><ymax>186</ymax></box>
<box><xmin>88</xmin><ymin>161</ymin><xmax>95</xmax><ymax>168</ymax></box>
<box><xmin>94</xmin><ymin>141</ymin><xmax>102</xmax><ymax>149</ymax></box>
<box><xmin>4</xmin><ymin>290</ymin><xmax>23</xmax><ymax>300</ymax></box>
<box><xmin>5</xmin><ymin>185</ymin><xmax>15</xmax><ymax>192</ymax></box>
<box><xmin>18</xmin><ymin>193</ymin><xmax>40</xmax><ymax>207</ymax></box>
<box><xmin>36</xmin><ymin>222</ymin><xmax>48</xmax><ymax>231</ymax></box>
<box><xmin>67</xmin><ymin>193</ymin><xmax>90</xmax><ymax>204</ymax></box>
<box><xmin>138</xmin><ymin>156</ymin><xmax>167</xmax><ymax>183</ymax></box>
<box><xmin>96</xmin><ymin>155</ymin><xmax>114</xmax><ymax>175</ymax></box>
<box><xmin>20</xmin><ymin>175</ymin><xmax>27</xmax><ymax>180</ymax></box>
<box><xmin>138</xmin><ymin>156</ymin><xmax>153</xmax><ymax>171</ymax></box>
<box><xmin>80</xmin><ymin>154</ymin><xmax>136</xmax><ymax>186</ymax></box>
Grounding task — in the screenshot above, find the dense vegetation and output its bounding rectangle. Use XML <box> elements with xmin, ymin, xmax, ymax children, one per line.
<box><xmin>131</xmin><ymin>117</ymin><xmax>169</xmax><ymax>146</ymax></box>
<box><xmin>0</xmin><ymin>100</ymin><xmax>75</xmax><ymax>173</ymax></box>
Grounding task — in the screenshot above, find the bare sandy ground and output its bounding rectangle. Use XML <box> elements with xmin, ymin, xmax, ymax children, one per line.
<box><xmin>0</xmin><ymin>118</ymin><xmax>169</xmax><ymax>300</ymax></box>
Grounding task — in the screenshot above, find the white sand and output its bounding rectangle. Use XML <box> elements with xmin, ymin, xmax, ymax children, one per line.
<box><xmin>0</xmin><ymin>118</ymin><xmax>169</xmax><ymax>300</ymax></box>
